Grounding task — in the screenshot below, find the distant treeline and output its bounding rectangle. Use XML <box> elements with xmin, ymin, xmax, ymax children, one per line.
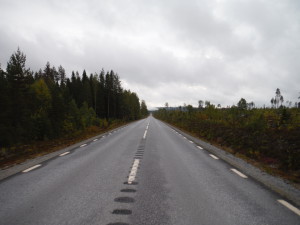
<box><xmin>154</xmin><ymin>99</ymin><xmax>300</xmax><ymax>171</ymax></box>
<box><xmin>0</xmin><ymin>48</ymin><xmax>149</xmax><ymax>148</ymax></box>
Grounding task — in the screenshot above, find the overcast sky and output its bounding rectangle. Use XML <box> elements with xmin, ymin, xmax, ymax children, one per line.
<box><xmin>1</xmin><ymin>0</ymin><xmax>299</xmax><ymax>109</ymax></box>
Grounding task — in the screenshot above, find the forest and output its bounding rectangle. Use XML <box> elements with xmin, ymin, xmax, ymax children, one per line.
<box><xmin>154</xmin><ymin>97</ymin><xmax>300</xmax><ymax>174</ymax></box>
<box><xmin>0</xmin><ymin>48</ymin><xmax>148</xmax><ymax>161</ymax></box>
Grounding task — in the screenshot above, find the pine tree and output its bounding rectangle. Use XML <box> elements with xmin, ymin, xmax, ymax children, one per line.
<box><xmin>6</xmin><ymin>48</ymin><xmax>33</xmax><ymax>143</ymax></box>
<box><xmin>43</xmin><ymin>62</ymin><xmax>52</xmax><ymax>81</ymax></box>
<box><xmin>0</xmin><ymin>65</ymin><xmax>12</xmax><ymax>146</ymax></box>
<box><xmin>30</xmin><ymin>79</ymin><xmax>52</xmax><ymax>140</ymax></box>
<box><xmin>81</xmin><ymin>70</ymin><xmax>93</xmax><ymax>108</ymax></box>
<box><xmin>52</xmin><ymin>66</ymin><xmax>59</xmax><ymax>84</ymax></box>
<box><xmin>96</xmin><ymin>69</ymin><xmax>106</xmax><ymax>118</ymax></box>
<box><xmin>237</xmin><ymin>98</ymin><xmax>247</xmax><ymax>110</ymax></box>
<box><xmin>140</xmin><ymin>100</ymin><xmax>149</xmax><ymax>117</ymax></box>
<box><xmin>58</xmin><ymin>65</ymin><xmax>66</xmax><ymax>85</ymax></box>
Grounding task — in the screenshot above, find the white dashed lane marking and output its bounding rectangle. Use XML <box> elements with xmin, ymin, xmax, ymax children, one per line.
<box><xmin>278</xmin><ymin>200</ymin><xmax>300</xmax><ymax>216</ymax></box>
<box><xmin>143</xmin><ymin>130</ymin><xmax>148</xmax><ymax>139</ymax></box>
<box><xmin>93</xmin><ymin>139</ymin><xmax>98</xmax><ymax>142</ymax></box>
<box><xmin>197</xmin><ymin>146</ymin><xmax>203</xmax><ymax>149</ymax></box>
<box><xmin>128</xmin><ymin>159</ymin><xmax>140</xmax><ymax>184</ymax></box>
<box><xmin>22</xmin><ymin>164</ymin><xmax>41</xmax><ymax>173</ymax></box>
<box><xmin>59</xmin><ymin>152</ymin><xmax>70</xmax><ymax>156</ymax></box>
<box><xmin>209</xmin><ymin>154</ymin><xmax>219</xmax><ymax>160</ymax></box>
<box><xmin>189</xmin><ymin>140</ymin><xmax>194</xmax><ymax>143</ymax></box>
<box><xmin>230</xmin><ymin>168</ymin><xmax>248</xmax><ymax>178</ymax></box>
<box><xmin>80</xmin><ymin>144</ymin><xmax>87</xmax><ymax>147</ymax></box>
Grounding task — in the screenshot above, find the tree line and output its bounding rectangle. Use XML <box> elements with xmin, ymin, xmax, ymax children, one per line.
<box><xmin>0</xmin><ymin>48</ymin><xmax>149</xmax><ymax>148</ymax></box>
<box><xmin>154</xmin><ymin>95</ymin><xmax>300</xmax><ymax>171</ymax></box>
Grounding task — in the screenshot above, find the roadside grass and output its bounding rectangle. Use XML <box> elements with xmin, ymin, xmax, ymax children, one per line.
<box><xmin>0</xmin><ymin>122</ymin><xmax>127</xmax><ymax>169</ymax></box>
<box><xmin>169</xmin><ymin>123</ymin><xmax>300</xmax><ymax>188</ymax></box>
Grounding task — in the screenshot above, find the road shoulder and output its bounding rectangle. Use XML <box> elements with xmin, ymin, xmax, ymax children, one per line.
<box><xmin>0</xmin><ymin>125</ymin><xmax>126</xmax><ymax>181</ymax></box>
<box><xmin>161</xmin><ymin>120</ymin><xmax>300</xmax><ymax>207</ymax></box>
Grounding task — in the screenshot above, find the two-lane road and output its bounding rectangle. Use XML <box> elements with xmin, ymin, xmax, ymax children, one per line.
<box><xmin>0</xmin><ymin>116</ymin><xmax>299</xmax><ymax>225</ymax></box>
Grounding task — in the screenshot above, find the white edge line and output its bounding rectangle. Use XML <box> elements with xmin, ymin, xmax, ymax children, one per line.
<box><xmin>230</xmin><ymin>168</ymin><xmax>248</xmax><ymax>178</ymax></box>
<box><xmin>209</xmin><ymin>154</ymin><xmax>219</xmax><ymax>160</ymax></box>
<box><xmin>59</xmin><ymin>152</ymin><xmax>70</xmax><ymax>156</ymax></box>
<box><xmin>143</xmin><ymin>130</ymin><xmax>148</xmax><ymax>139</ymax></box>
<box><xmin>278</xmin><ymin>200</ymin><xmax>300</xmax><ymax>216</ymax></box>
<box><xmin>22</xmin><ymin>164</ymin><xmax>41</xmax><ymax>173</ymax></box>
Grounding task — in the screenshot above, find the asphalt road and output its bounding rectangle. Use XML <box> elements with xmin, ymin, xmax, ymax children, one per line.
<box><xmin>0</xmin><ymin>116</ymin><xmax>299</xmax><ymax>225</ymax></box>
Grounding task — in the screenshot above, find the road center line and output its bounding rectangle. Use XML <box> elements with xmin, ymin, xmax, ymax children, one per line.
<box><xmin>230</xmin><ymin>168</ymin><xmax>248</xmax><ymax>178</ymax></box>
<box><xmin>59</xmin><ymin>152</ymin><xmax>70</xmax><ymax>156</ymax></box>
<box><xmin>128</xmin><ymin>159</ymin><xmax>140</xmax><ymax>184</ymax></box>
<box><xmin>80</xmin><ymin>144</ymin><xmax>87</xmax><ymax>147</ymax></box>
<box><xmin>22</xmin><ymin>164</ymin><xmax>41</xmax><ymax>173</ymax></box>
<box><xmin>209</xmin><ymin>154</ymin><xmax>219</xmax><ymax>160</ymax></box>
<box><xmin>143</xmin><ymin>130</ymin><xmax>148</xmax><ymax>139</ymax></box>
<box><xmin>278</xmin><ymin>200</ymin><xmax>300</xmax><ymax>216</ymax></box>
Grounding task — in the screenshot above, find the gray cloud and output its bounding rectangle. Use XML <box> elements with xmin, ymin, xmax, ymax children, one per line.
<box><xmin>0</xmin><ymin>0</ymin><xmax>299</xmax><ymax>109</ymax></box>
